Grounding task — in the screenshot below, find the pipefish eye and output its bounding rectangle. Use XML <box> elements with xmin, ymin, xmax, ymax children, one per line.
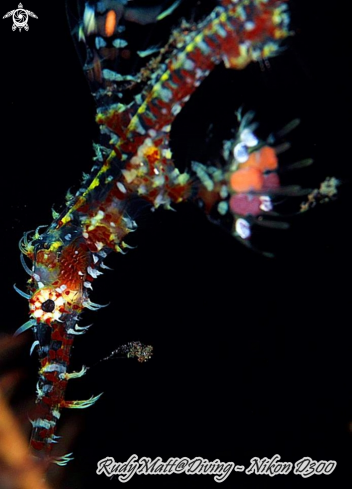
<box><xmin>30</xmin><ymin>288</ymin><xmax>65</xmax><ymax>323</ymax></box>
<box><xmin>41</xmin><ymin>299</ymin><xmax>55</xmax><ymax>313</ymax></box>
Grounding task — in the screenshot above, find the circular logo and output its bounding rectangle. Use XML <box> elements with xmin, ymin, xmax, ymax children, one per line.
<box><xmin>3</xmin><ymin>3</ymin><xmax>38</xmax><ymax>32</ymax></box>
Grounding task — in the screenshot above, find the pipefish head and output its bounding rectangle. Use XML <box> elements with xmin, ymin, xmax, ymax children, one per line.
<box><xmin>17</xmin><ymin>225</ymin><xmax>95</xmax><ymax>333</ymax></box>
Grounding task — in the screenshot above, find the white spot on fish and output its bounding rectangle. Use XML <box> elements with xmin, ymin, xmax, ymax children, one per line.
<box><xmin>236</xmin><ymin>219</ymin><xmax>251</xmax><ymax>239</ymax></box>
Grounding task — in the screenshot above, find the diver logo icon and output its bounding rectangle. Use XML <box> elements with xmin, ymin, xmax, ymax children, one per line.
<box><xmin>3</xmin><ymin>3</ymin><xmax>38</xmax><ymax>31</ymax></box>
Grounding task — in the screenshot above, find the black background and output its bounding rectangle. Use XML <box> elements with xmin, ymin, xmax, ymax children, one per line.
<box><xmin>1</xmin><ymin>1</ymin><xmax>351</xmax><ymax>488</ymax></box>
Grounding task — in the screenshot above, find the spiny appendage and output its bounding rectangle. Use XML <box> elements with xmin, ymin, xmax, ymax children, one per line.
<box><xmin>61</xmin><ymin>393</ymin><xmax>103</xmax><ymax>409</ymax></box>
<box><xmin>53</xmin><ymin>452</ymin><xmax>74</xmax><ymax>467</ymax></box>
<box><xmin>18</xmin><ymin>225</ymin><xmax>48</xmax><ymax>260</ymax></box>
<box><xmin>63</xmin><ymin>365</ymin><xmax>88</xmax><ymax>379</ymax></box>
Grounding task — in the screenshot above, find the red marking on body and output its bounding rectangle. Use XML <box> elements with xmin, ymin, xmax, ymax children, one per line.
<box><xmin>59</xmin><ymin>243</ymin><xmax>90</xmax><ymax>290</ymax></box>
<box><xmin>31</xmin><ymin>440</ymin><xmax>45</xmax><ymax>451</ymax></box>
<box><xmin>96</xmin><ymin>109</ymin><xmax>133</xmax><ymax>135</ymax></box>
<box><xmin>49</xmin><ymin>350</ymin><xmax>56</xmax><ymax>360</ymax></box>
<box><xmin>52</xmin><ymin>329</ymin><xmax>63</xmax><ymax>341</ymax></box>
<box><xmin>45</xmin><ymin>373</ymin><xmax>56</xmax><ymax>383</ymax></box>
<box><xmin>244</xmin><ymin>13</ymin><xmax>277</xmax><ymax>42</ymax></box>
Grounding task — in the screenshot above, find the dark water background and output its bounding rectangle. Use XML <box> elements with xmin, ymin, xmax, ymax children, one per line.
<box><xmin>1</xmin><ymin>1</ymin><xmax>351</xmax><ymax>487</ymax></box>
